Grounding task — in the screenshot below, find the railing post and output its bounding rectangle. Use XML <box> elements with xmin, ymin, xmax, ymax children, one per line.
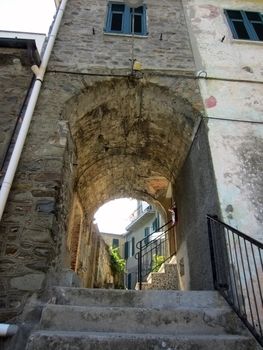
<box><xmin>138</xmin><ymin>240</ymin><xmax>142</xmax><ymax>290</ymax></box>
<box><xmin>207</xmin><ymin>216</ymin><xmax>218</xmax><ymax>289</ymax></box>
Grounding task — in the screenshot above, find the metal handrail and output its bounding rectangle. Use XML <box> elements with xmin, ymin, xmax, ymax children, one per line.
<box><xmin>136</xmin><ymin>220</ymin><xmax>173</xmax><ymax>250</ymax></box>
<box><xmin>207</xmin><ymin>215</ymin><xmax>263</xmax><ymax>346</ymax></box>
<box><xmin>136</xmin><ymin>220</ymin><xmax>175</xmax><ymax>290</ymax></box>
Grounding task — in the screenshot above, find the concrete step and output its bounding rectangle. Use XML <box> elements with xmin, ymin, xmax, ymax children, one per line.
<box><xmin>26</xmin><ymin>331</ymin><xmax>260</xmax><ymax>350</ymax></box>
<box><xmin>147</xmin><ymin>265</ymin><xmax>179</xmax><ymax>290</ymax></box>
<box><xmin>147</xmin><ymin>263</ymin><xmax>177</xmax><ymax>282</ymax></box>
<box><xmin>39</xmin><ymin>304</ymin><xmax>247</xmax><ymax>335</ymax></box>
<box><xmin>25</xmin><ymin>288</ymin><xmax>261</xmax><ymax>350</ymax></box>
<box><xmin>50</xmin><ymin>287</ymin><xmax>227</xmax><ymax>309</ymax></box>
<box><xmin>142</xmin><ymin>260</ymin><xmax>179</xmax><ymax>290</ymax></box>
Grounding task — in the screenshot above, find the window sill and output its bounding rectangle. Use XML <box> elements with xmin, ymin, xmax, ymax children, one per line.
<box><xmin>231</xmin><ymin>39</ymin><xmax>263</xmax><ymax>45</ymax></box>
<box><xmin>103</xmin><ymin>32</ymin><xmax>148</xmax><ymax>39</ymax></box>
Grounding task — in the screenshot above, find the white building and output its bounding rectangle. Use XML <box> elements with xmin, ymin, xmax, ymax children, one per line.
<box><xmin>185</xmin><ymin>0</ymin><xmax>262</xmax><ymax>242</ymax></box>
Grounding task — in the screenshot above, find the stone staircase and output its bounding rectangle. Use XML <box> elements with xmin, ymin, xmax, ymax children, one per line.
<box><xmin>137</xmin><ymin>256</ymin><xmax>179</xmax><ymax>290</ymax></box>
<box><xmin>25</xmin><ymin>287</ymin><xmax>260</xmax><ymax>350</ymax></box>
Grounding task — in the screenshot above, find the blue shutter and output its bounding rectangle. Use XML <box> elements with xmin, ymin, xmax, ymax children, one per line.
<box><xmin>127</xmin><ymin>273</ymin><xmax>132</xmax><ymax>289</ymax></box>
<box><xmin>124</xmin><ymin>241</ymin><xmax>129</xmax><ymax>259</ymax></box>
<box><xmin>132</xmin><ymin>237</ymin><xmax>135</xmax><ymax>256</ymax></box>
<box><xmin>152</xmin><ymin>218</ymin><xmax>158</xmax><ymax>232</ymax></box>
<box><xmin>144</xmin><ymin>227</ymin><xmax>149</xmax><ymax>245</ymax></box>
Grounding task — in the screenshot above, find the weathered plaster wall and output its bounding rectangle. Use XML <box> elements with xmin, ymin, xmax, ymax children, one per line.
<box><xmin>186</xmin><ymin>0</ymin><xmax>263</xmax><ymax>241</ymax></box>
<box><xmin>175</xmin><ymin>121</ymin><xmax>220</xmax><ymax>290</ymax></box>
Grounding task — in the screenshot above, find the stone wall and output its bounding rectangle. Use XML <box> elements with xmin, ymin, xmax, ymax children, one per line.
<box><xmin>0</xmin><ymin>46</ymin><xmax>33</xmax><ymax>170</ymax></box>
<box><xmin>0</xmin><ymin>41</ymin><xmax>40</xmax><ymax>321</ymax></box>
<box><xmin>0</xmin><ymin>0</ymin><xmax>207</xmax><ymax>320</ymax></box>
<box><xmin>49</xmin><ymin>0</ymin><xmax>195</xmax><ymax>73</ymax></box>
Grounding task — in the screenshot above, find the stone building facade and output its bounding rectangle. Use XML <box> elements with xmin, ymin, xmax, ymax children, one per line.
<box><xmin>0</xmin><ymin>0</ymin><xmax>261</xmax><ymax>322</ymax></box>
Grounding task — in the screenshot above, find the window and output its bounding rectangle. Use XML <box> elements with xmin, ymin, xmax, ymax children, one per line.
<box><xmin>152</xmin><ymin>215</ymin><xmax>160</xmax><ymax>232</ymax></box>
<box><xmin>112</xmin><ymin>238</ymin><xmax>119</xmax><ymax>248</ymax></box>
<box><xmin>105</xmin><ymin>2</ymin><xmax>147</xmax><ymax>35</ymax></box>
<box><xmin>225</xmin><ymin>10</ymin><xmax>263</xmax><ymax>41</ymax></box>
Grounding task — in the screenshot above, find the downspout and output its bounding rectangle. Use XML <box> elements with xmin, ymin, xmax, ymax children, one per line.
<box><xmin>0</xmin><ymin>0</ymin><xmax>68</xmax><ymax>221</ymax></box>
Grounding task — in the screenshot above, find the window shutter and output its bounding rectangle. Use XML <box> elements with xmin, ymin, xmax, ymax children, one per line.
<box><xmin>132</xmin><ymin>237</ymin><xmax>135</xmax><ymax>256</ymax></box>
<box><xmin>112</xmin><ymin>238</ymin><xmax>119</xmax><ymax>248</ymax></box>
<box><xmin>124</xmin><ymin>241</ymin><xmax>129</xmax><ymax>259</ymax></box>
<box><xmin>144</xmin><ymin>227</ymin><xmax>149</xmax><ymax>244</ymax></box>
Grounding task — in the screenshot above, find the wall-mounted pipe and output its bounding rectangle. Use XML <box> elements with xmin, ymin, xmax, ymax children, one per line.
<box><xmin>0</xmin><ymin>0</ymin><xmax>68</xmax><ymax>221</ymax></box>
<box><xmin>0</xmin><ymin>324</ymin><xmax>18</xmax><ymax>337</ymax></box>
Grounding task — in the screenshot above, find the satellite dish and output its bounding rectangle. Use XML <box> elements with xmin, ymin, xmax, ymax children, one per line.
<box><xmin>124</xmin><ymin>0</ymin><xmax>143</xmax><ymax>7</ymax></box>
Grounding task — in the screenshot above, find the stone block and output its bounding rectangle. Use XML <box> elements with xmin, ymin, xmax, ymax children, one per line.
<box><xmin>10</xmin><ymin>273</ymin><xmax>45</xmax><ymax>291</ymax></box>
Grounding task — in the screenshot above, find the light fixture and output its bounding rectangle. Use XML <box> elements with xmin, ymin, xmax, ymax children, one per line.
<box><xmin>124</xmin><ymin>0</ymin><xmax>143</xmax><ymax>8</ymax></box>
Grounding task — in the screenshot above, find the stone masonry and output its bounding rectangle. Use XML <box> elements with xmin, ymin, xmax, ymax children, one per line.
<box><xmin>0</xmin><ymin>0</ymin><xmax>221</xmax><ymax>322</ymax></box>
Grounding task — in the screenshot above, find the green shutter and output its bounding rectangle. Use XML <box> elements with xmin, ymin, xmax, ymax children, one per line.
<box><xmin>124</xmin><ymin>241</ymin><xmax>129</xmax><ymax>259</ymax></box>
<box><xmin>144</xmin><ymin>227</ymin><xmax>149</xmax><ymax>244</ymax></box>
<box><xmin>132</xmin><ymin>237</ymin><xmax>135</xmax><ymax>256</ymax></box>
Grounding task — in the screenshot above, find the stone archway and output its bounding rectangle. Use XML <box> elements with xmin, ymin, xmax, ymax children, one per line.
<box><xmin>65</xmin><ymin>78</ymin><xmax>201</xmax><ymax>219</ymax></box>
<box><xmin>60</xmin><ymin>77</ymin><xmax>204</xmax><ymax>288</ymax></box>
<box><xmin>0</xmin><ymin>74</ymin><xmax>216</xmax><ymax>321</ymax></box>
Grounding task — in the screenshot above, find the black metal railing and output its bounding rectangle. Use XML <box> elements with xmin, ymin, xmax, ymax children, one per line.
<box><xmin>207</xmin><ymin>215</ymin><xmax>263</xmax><ymax>346</ymax></box>
<box><xmin>135</xmin><ymin>220</ymin><xmax>175</xmax><ymax>290</ymax></box>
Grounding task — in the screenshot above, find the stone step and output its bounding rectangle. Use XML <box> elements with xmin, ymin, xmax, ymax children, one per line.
<box><xmin>26</xmin><ymin>331</ymin><xmax>260</xmax><ymax>350</ymax></box>
<box><xmin>147</xmin><ymin>263</ymin><xmax>177</xmax><ymax>282</ymax></box>
<box><xmin>142</xmin><ymin>261</ymin><xmax>179</xmax><ymax>290</ymax></box>
<box><xmin>147</xmin><ymin>266</ymin><xmax>178</xmax><ymax>289</ymax></box>
<box><xmin>40</xmin><ymin>304</ymin><xmax>246</xmax><ymax>335</ymax></box>
<box><xmin>50</xmin><ymin>287</ymin><xmax>227</xmax><ymax>309</ymax></box>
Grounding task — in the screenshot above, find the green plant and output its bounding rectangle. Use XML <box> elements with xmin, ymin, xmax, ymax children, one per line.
<box><xmin>109</xmin><ymin>247</ymin><xmax>125</xmax><ymax>274</ymax></box>
<box><xmin>151</xmin><ymin>255</ymin><xmax>166</xmax><ymax>272</ymax></box>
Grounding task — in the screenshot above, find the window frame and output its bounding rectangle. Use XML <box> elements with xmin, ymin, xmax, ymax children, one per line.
<box><xmin>112</xmin><ymin>238</ymin><xmax>119</xmax><ymax>248</ymax></box>
<box><xmin>224</xmin><ymin>9</ymin><xmax>263</xmax><ymax>41</ymax></box>
<box><xmin>105</xmin><ymin>2</ymin><xmax>148</xmax><ymax>36</ymax></box>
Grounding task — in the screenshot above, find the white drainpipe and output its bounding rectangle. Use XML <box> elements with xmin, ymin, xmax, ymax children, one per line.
<box><xmin>0</xmin><ymin>0</ymin><xmax>68</xmax><ymax>221</ymax></box>
<box><xmin>0</xmin><ymin>324</ymin><xmax>18</xmax><ymax>337</ymax></box>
